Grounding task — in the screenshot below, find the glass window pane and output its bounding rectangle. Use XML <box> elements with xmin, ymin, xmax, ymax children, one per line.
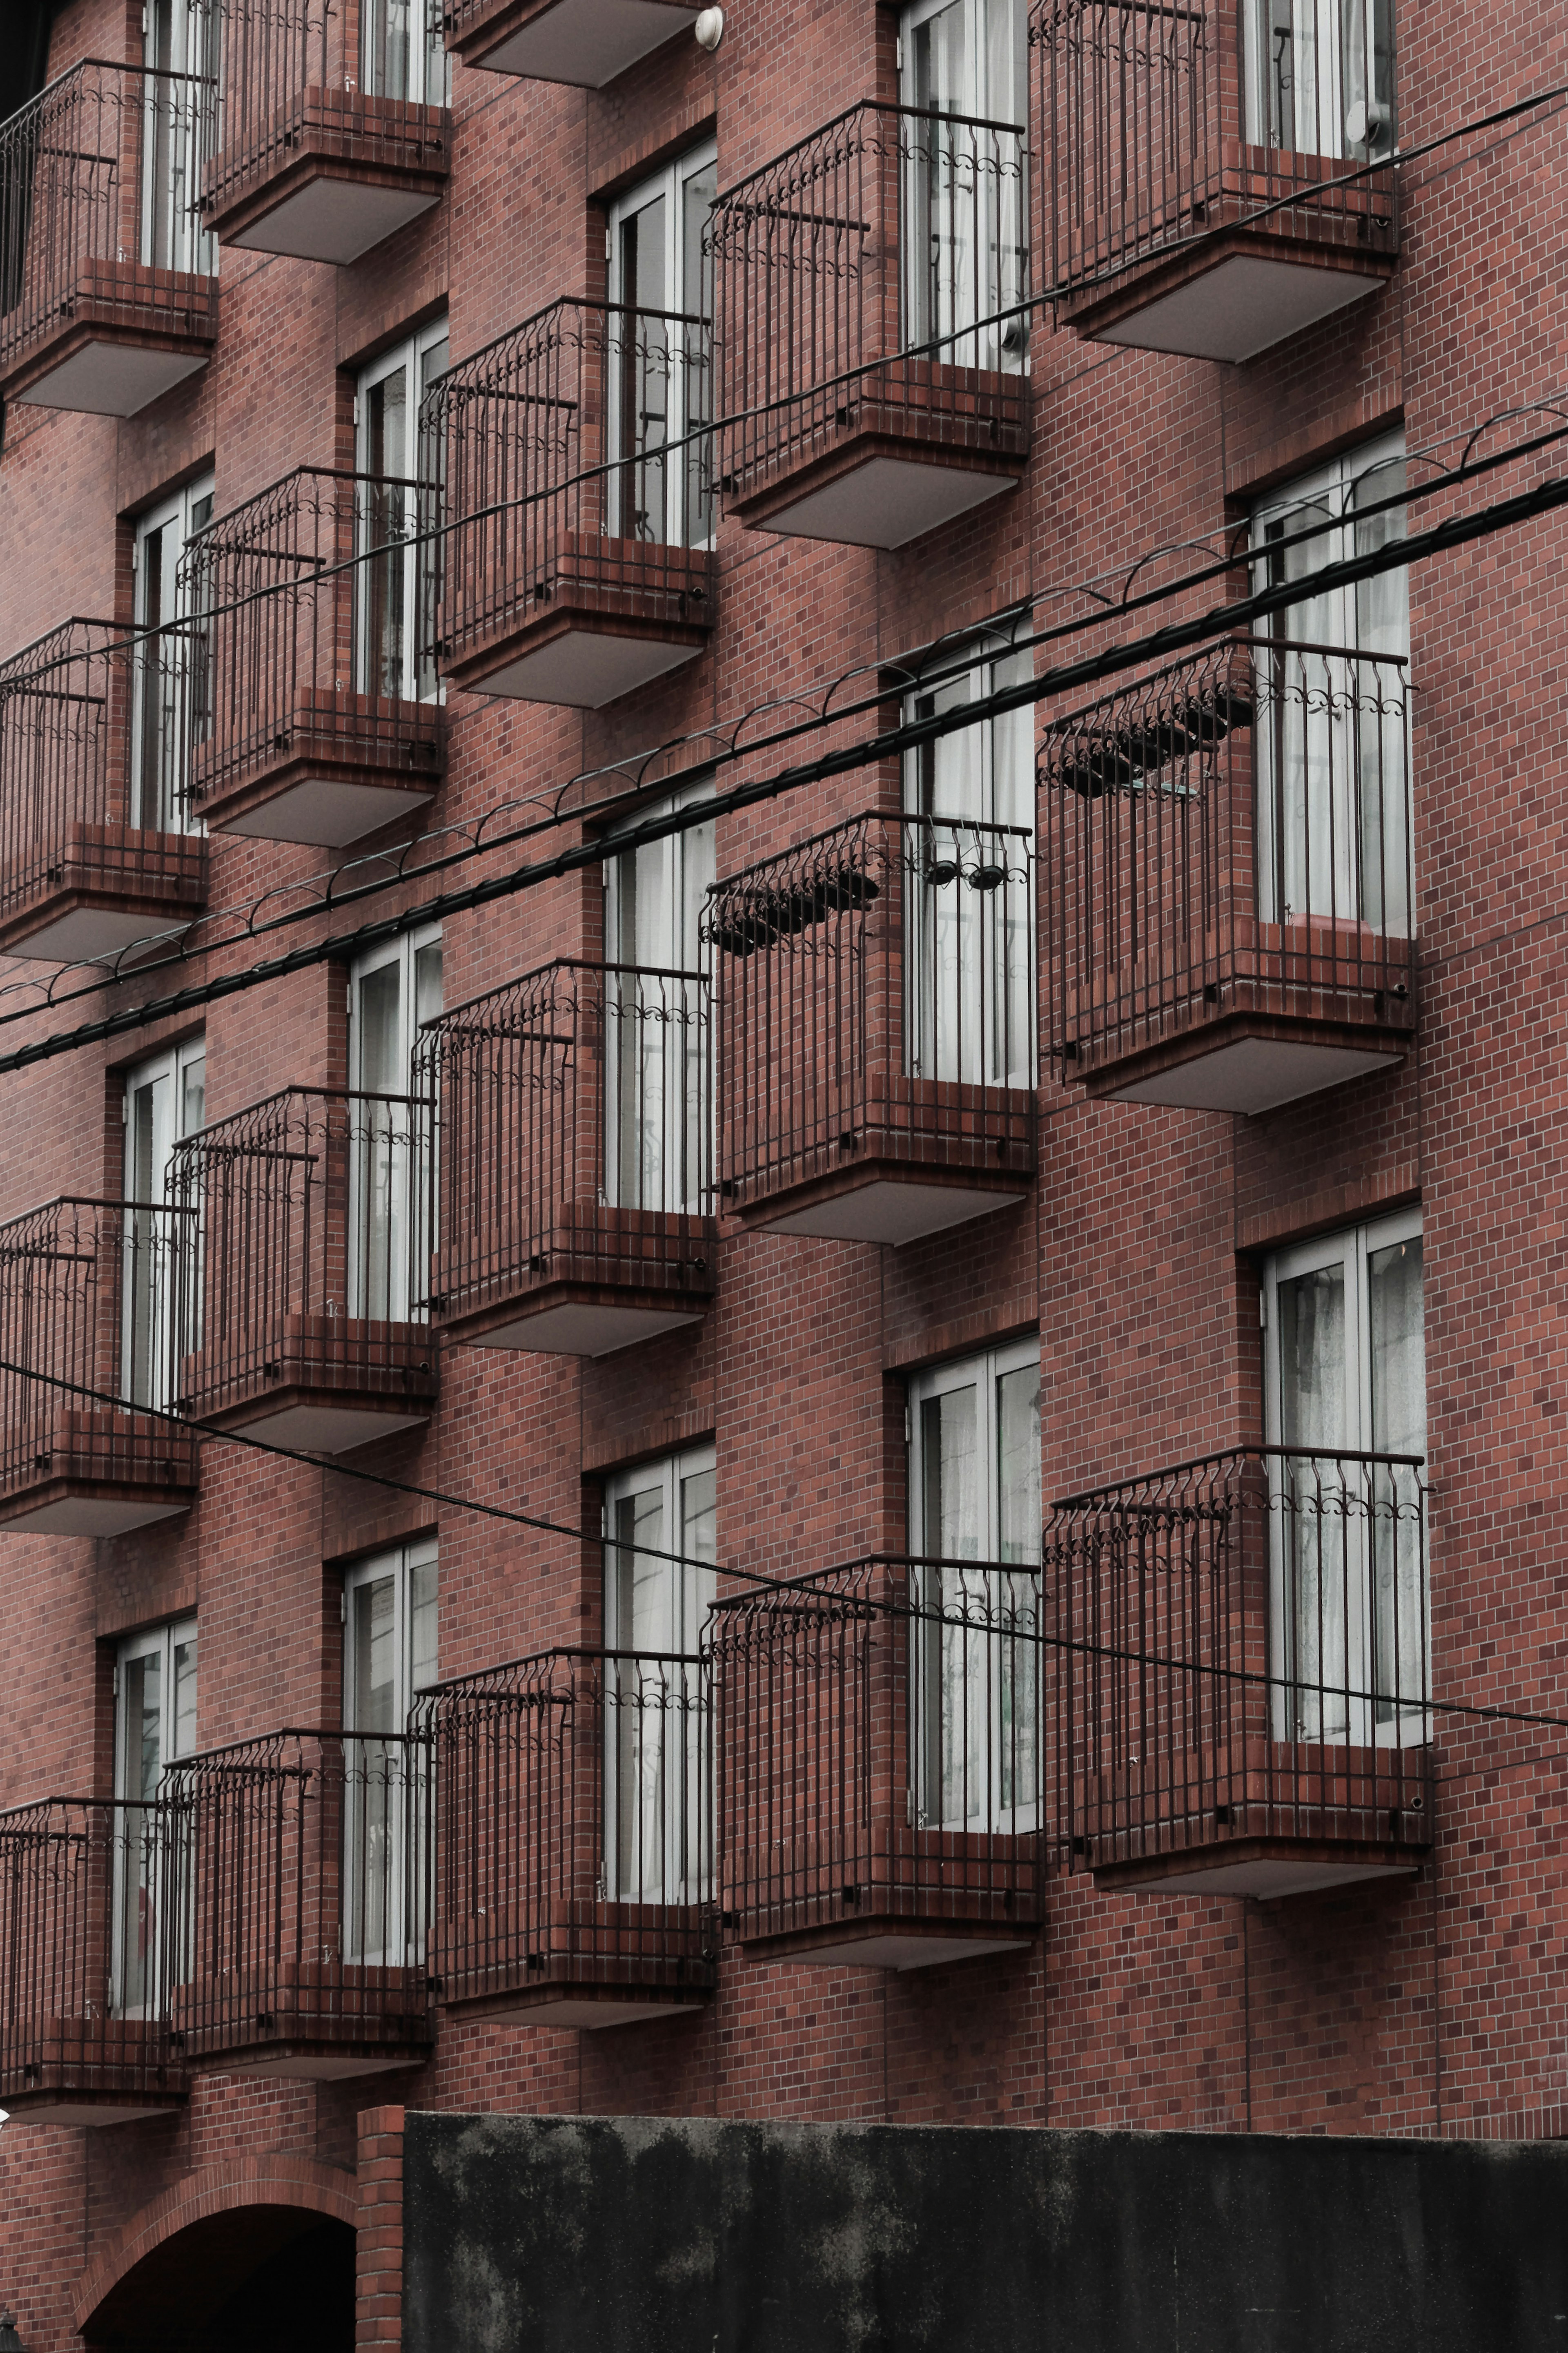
<box><xmin>996</xmin><ymin>1363</ymin><xmax>1040</xmax><ymax>1563</ymax></box>
<box><xmin>352</xmin><ymin>1576</ymin><xmax>397</xmax><ymax>1735</ymax></box>
<box><xmin>414</xmin><ymin>942</ymin><xmax>443</xmax><ymax>1032</ymax></box>
<box><xmin>358</xmin><ymin>961</ymin><xmax>403</xmax><ymax>1094</ymax></box>
<box><xmin>180</xmin><ymin>1051</ymin><xmax>205</xmax><ymax>1141</ymax></box>
<box><xmin>1277</xmin><ymin>1265</ymin><xmax>1347</xmax><ymax>1450</ymax></box>
<box><xmin>172</xmin><ymin>1635</ymin><xmax>198</xmax><ymax>1760</ymax></box>
<box><xmin>680</xmin><ymin>1466</ymin><xmax>717</xmax><ymax>1644</ymax></box>
<box><xmin>612</xmin><ymin>1485</ymin><xmax>668</xmax><ymax>1650</ymax></box>
<box><xmin>410</xmin><ymin>1553</ymin><xmax>439</xmax><ymax>1693</ymax></box>
<box><xmin>921</xmin><ymin>1385</ymin><xmax>979</xmax><ymax>1557</ymax></box>
<box><xmin>1369</xmin><ymin>1236</ymin><xmax>1424</xmax><ymax>1456</ymax></box>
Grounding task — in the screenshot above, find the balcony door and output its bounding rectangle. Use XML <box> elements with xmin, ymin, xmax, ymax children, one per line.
<box><xmin>133</xmin><ymin>473</ymin><xmax>215</xmax><ymax>835</ymax></box>
<box><xmin>903</xmin><ymin>634</ymin><xmax>1035</xmax><ymax>1090</ymax></box>
<box><xmin>112</xmin><ymin>1616</ymin><xmax>197</xmax><ymax>2018</ymax></box>
<box><xmin>362</xmin><ymin>0</ymin><xmax>450</xmax><ymax>106</ymax></box>
<box><xmin>900</xmin><ymin>0</ymin><xmax>1028</xmax><ymax>373</ymax></box>
<box><xmin>1264</xmin><ymin>1208</ymin><xmax>1427</xmax><ymax>1746</ymax></box>
<box><xmin>602</xmin><ymin>784</ymin><xmax>713</xmax><ymax>1215</ymax></box>
<box><xmin>123</xmin><ymin>1035</ymin><xmax>206</xmax><ymax>1410</ymax></box>
<box><xmin>607</xmin><ymin>143</ymin><xmax>718</xmax><ymax>550</ymax></box>
<box><xmin>1252</xmin><ymin>433</ymin><xmax>1410</xmax><ymax>935</ymax></box>
<box><xmin>357</xmin><ymin>319</ymin><xmax>449</xmax><ymax>705</ymax></box>
<box><xmin>350</xmin><ymin>925</ymin><xmax>442</xmax><ymax>1322</ymax></box>
<box><xmin>143</xmin><ymin>0</ymin><xmax>216</xmax><ymax>277</ymax></box>
<box><xmin>1244</xmin><ymin>0</ymin><xmax>1395</xmax><ymax>162</ymax></box>
<box><xmin>908</xmin><ymin>1339</ymin><xmax>1040</xmax><ymax>1832</ymax></box>
<box><xmin>344</xmin><ymin>1539</ymin><xmax>438</xmax><ymax>1967</ymax></box>
<box><xmin>602</xmin><ymin>1446</ymin><xmax>715</xmax><ymax>1903</ymax></box>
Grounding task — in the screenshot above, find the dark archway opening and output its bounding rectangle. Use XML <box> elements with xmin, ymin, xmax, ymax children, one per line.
<box><xmin>82</xmin><ymin>2210</ymin><xmax>354</xmax><ymax>2353</ymax></box>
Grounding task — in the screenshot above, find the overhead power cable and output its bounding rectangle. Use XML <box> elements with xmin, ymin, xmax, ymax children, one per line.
<box><xmin>2</xmin><ymin>1356</ymin><xmax>1565</xmax><ymax>1743</ymax></box>
<box><xmin>2</xmin><ymin>451</ymin><xmax>1566</xmax><ymax>1079</ymax></box>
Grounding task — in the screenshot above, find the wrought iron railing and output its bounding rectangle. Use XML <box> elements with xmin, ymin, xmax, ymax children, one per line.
<box><xmin>196</xmin><ymin>0</ymin><xmax>449</xmax><ymax>226</ymax></box>
<box><xmin>1042</xmin><ymin>1446</ymin><xmax>1430</xmax><ymax>1875</ymax></box>
<box><xmin>420</xmin><ymin>1648</ymin><xmax>714</xmax><ymax>2010</ymax></box>
<box><xmin>161</xmin><ymin>1726</ymin><xmax>433</xmax><ymax>2066</ymax></box>
<box><xmin>0</xmin><ymin>1196</ymin><xmax>196</xmax><ymax>1509</ymax></box>
<box><xmin>1033</xmin><ymin>0</ymin><xmax>1397</xmax><ymax>301</ymax></box>
<box><xmin>1041</xmin><ymin>639</ymin><xmax>1413</xmax><ymax>1077</ymax></box>
<box><xmin>0</xmin><ymin>617</ymin><xmax>207</xmax><ymax>930</ymax></box>
<box><xmin>709</xmin><ymin>102</ymin><xmax>1030</xmax><ymax>509</ymax></box>
<box><xmin>0</xmin><ymin>1795</ymin><xmax>183</xmax><ymax>2112</ymax></box>
<box><xmin>179</xmin><ymin>466</ymin><xmax>445</xmax><ymax>821</ymax></box>
<box><xmin>420</xmin><ymin>298</ymin><xmax>713</xmax><ymax>678</ymax></box>
<box><xmin>415</xmin><ymin>960</ymin><xmax>711</xmax><ymax>1324</ymax></box>
<box><xmin>167</xmin><ymin>1086</ymin><xmax>436</xmax><ymax>1421</ymax></box>
<box><xmin>711</xmin><ymin>1556</ymin><xmax>1042</xmax><ymax>1946</ymax></box>
<box><xmin>0</xmin><ymin>58</ymin><xmax>216</xmax><ymax>381</ymax></box>
<box><xmin>706</xmin><ymin>811</ymin><xmax>1035</xmax><ymax>1215</ymax></box>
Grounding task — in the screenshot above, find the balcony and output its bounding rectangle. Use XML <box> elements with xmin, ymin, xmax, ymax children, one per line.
<box><xmin>0</xmin><ymin>620</ymin><xmax>208</xmax><ymax>965</ymax></box>
<box><xmin>1042</xmin><ymin>640</ymin><xmax>1414</xmax><ymax>1113</ymax></box>
<box><xmin>0</xmin><ymin>1198</ymin><xmax>198</xmax><ymax>1537</ymax></box>
<box><xmin>1033</xmin><ymin>0</ymin><xmax>1398</xmax><ymax>362</ymax></box>
<box><xmin>707</xmin><ymin>812</ymin><xmax>1035</xmax><ymax>1245</ymax></box>
<box><xmin>185</xmin><ymin>468</ymin><xmax>446</xmax><ymax>847</ymax></box>
<box><xmin>710</xmin><ymin>103</ymin><xmax>1030</xmax><ymax>549</ymax></box>
<box><xmin>1043</xmin><ymin>1447</ymin><xmax>1432</xmax><ymax>1897</ymax></box>
<box><xmin>169</xmin><ymin>1087</ymin><xmax>438</xmax><ymax>1453</ymax></box>
<box><xmin>418</xmin><ymin>961</ymin><xmax>715</xmax><ymax>1356</ymax></box>
<box><xmin>0</xmin><ymin>1797</ymin><xmax>187</xmax><ymax>2123</ymax></box>
<box><xmin>712</xmin><ymin>1557</ymin><xmax>1042</xmax><ymax>1967</ymax></box>
<box><xmin>426</xmin><ymin>299</ymin><xmax>713</xmax><ymax>708</ymax></box>
<box><xmin>200</xmin><ymin>0</ymin><xmax>449</xmax><ymax>264</ymax></box>
<box><xmin>442</xmin><ymin>0</ymin><xmax>699</xmax><ymax>87</ymax></box>
<box><xmin>0</xmin><ymin>60</ymin><xmax>216</xmax><ymax>415</ymax></box>
<box><xmin>423</xmin><ymin>1649</ymin><xmax>715</xmax><ymax>2026</ymax></box>
<box><xmin>163</xmin><ymin>1730</ymin><xmax>434</xmax><ymax>2078</ymax></box>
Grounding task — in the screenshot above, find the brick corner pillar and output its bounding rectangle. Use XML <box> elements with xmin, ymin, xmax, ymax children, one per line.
<box><xmin>357</xmin><ymin>2103</ymin><xmax>408</xmax><ymax>2351</ymax></box>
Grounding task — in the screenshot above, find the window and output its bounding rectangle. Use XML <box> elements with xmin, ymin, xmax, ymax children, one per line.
<box><xmin>602</xmin><ymin>1446</ymin><xmax>715</xmax><ymax>1901</ymax></box>
<box><xmin>1264</xmin><ymin>1208</ymin><xmax>1427</xmax><ymax>1742</ymax></box>
<box><xmin>143</xmin><ymin>0</ymin><xmax>216</xmax><ymax>277</ymax></box>
<box><xmin>900</xmin><ymin>0</ymin><xmax>1029</xmax><ymax>372</ymax></box>
<box><xmin>133</xmin><ymin>473</ymin><xmax>215</xmax><ymax>833</ymax></box>
<box><xmin>357</xmin><ymin>319</ymin><xmax>449</xmax><ymax>705</ymax></box>
<box><xmin>602</xmin><ymin>783</ymin><xmax>714</xmax><ymax>1214</ymax></box>
<box><xmin>1245</xmin><ymin>0</ymin><xmax>1395</xmax><ymax>163</ymax></box>
<box><xmin>1252</xmin><ymin>434</ymin><xmax>1410</xmax><ymax>935</ymax></box>
<box><xmin>123</xmin><ymin>1037</ymin><xmax>206</xmax><ymax>1408</ymax></box>
<box><xmin>349</xmin><ymin>924</ymin><xmax>442</xmax><ymax>1320</ymax></box>
<box><xmin>113</xmin><ymin>1616</ymin><xmax>197</xmax><ymax>2016</ymax></box>
<box><xmin>343</xmin><ymin>1537</ymin><xmax>438</xmax><ymax>1963</ymax></box>
<box><xmin>902</xmin><ymin>633</ymin><xmax>1035</xmax><ymax>1090</ymax></box>
<box><xmin>362</xmin><ymin>0</ymin><xmax>449</xmax><ymax>108</ymax></box>
<box><xmin>607</xmin><ymin>143</ymin><xmax>718</xmax><ymax>549</ymax></box>
<box><xmin>907</xmin><ymin>1339</ymin><xmax>1040</xmax><ymax>1830</ymax></box>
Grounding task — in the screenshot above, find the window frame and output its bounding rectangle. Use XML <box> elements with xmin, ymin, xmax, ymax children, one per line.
<box><xmin>111</xmin><ymin>1613</ymin><xmax>198</xmax><ymax>2017</ymax></box>
<box><xmin>355</xmin><ymin>318</ymin><xmax>450</xmax><ymax>705</ymax></box>
<box><xmin>606</xmin><ymin>141</ymin><xmax>718</xmax><ymax>551</ymax></box>
<box><xmin>1263</xmin><ymin>1203</ymin><xmax>1424</xmax><ymax>1458</ymax></box>
<box><xmin>131</xmin><ymin>471</ymin><xmax>215</xmax><ymax>833</ymax></box>
<box><xmin>347</xmin><ymin>922</ymin><xmax>442</xmax><ymax>1323</ymax></box>
<box><xmin>600</xmin><ymin>780</ymin><xmax>715</xmax><ymax>1215</ymax></box>
<box><xmin>601</xmin><ymin>1441</ymin><xmax>717</xmax><ymax>1659</ymax></box>
<box><xmin>121</xmin><ymin>1037</ymin><xmax>206</xmax><ymax>1409</ymax></box>
<box><xmin>342</xmin><ymin>1535</ymin><xmax>441</xmax><ymax>1734</ymax></box>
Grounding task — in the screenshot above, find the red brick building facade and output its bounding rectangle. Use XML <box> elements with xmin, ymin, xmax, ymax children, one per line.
<box><xmin>0</xmin><ymin>0</ymin><xmax>1564</xmax><ymax>2337</ymax></box>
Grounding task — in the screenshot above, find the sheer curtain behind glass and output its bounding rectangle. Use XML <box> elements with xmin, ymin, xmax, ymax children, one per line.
<box><xmin>904</xmin><ymin>0</ymin><xmax>1028</xmax><ymax>373</ymax></box>
<box><xmin>114</xmin><ymin>1623</ymin><xmax>196</xmax><ymax>2019</ymax></box>
<box><xmin>1245</xmin><ymin>0</ymin><xmax>1395</xmax><ymax>161</ymax></box>
<box><xmin>605</xmin><ymin>1453</ymin><xmax>715</xmax><ymax>1903</ymax></box>
<box><xmin>1369</xmin><ymin>1235</ymin><xmax>1425</xmax><ymax>1722</ymax></box>
<box><xmin>606</xmin><ymin>791</ymin><xmax>713</xmax><ymax>1216</ymax></box>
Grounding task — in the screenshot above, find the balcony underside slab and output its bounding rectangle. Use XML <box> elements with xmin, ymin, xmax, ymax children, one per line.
<box><xmin>204</xmin><ymin>767</ymin><xmax>437</xmax><ymax>848</ymax></box>
<box><xmin>1094</xmin><ymin>1837</ymin><xmax>1423</xmax><ymax>1901</ymax></box>
<box><xmin>0</xmin><ymin>900</ymin><xmax>192</xmax><ymax>965</ymax></box>
<box><xmin>206</xmin><ymin>1394</ymin><xmax>431</xmax><ymax>1454</ymax></box>
<box><xmin>218</xmin><ymin>165</ymin><xmax>443</xmax><ymax>265</ymax></box>
<box><xmin>1090</xmin><ymin>1020</ymin><xmax>1408</xmax><ymax>1115</ymax></box>
<box><xmin>1065</xmin><ymin>228</ymin><xmax>1395</xmax><ymax>365</ymax></box>
<box><xmin>1</xmin><ymin>2088</ymin><xmax>186</xmax><ymax>2126</ymax></box>
<box><xmin>218</xmin><ymin>2042</ymin><xmax>430</xmax><ymax>2079</ymax></box>
<box><xmin>749</xmin><ymin>1168</ymin><xmax>1031</xmax><ymax>1247</ymax></box>
<box><xmin>745</xmin><ymin>1920</ymin><xmax>1033</xmax><ymax>1971</ymax></box>
<box><xmin>9</xmin><ymin>333</ymin><xmax>210</xmax><ymax>418</ymax></box>
<box><xmin>448</xmin><ymin>1984</ymin><xmax>707</xmax><ymax>2028</ymax></box>
<box><xmin>744</xmin><ymin>446</ymin><xmax>1018</xmax><ymax>551</ymax></box>
<box><xmin>461</xmin><ymin>618</ymin><xmax>705</xmax><ymax>708</ymax></box>
<box><xmin>0</xmin><ymin>1481</ymin><xmax>192</xmax><ymax>1536</ymax></box>
<box><xmin>463</xmin><ymin>1290</ymin><xmax>707</xmax><ymax>1357</ymax></box>
<box><xmin>450</xmin><ymin>0</ymin><xmax>699</xmax><ymax>83</ymax></box>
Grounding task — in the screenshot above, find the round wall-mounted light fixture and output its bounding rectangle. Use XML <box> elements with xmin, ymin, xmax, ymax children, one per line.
<box><xmin>695</xmin><ymin>7</ymin><xmax>725</xmax><ymax>51</ymax></box>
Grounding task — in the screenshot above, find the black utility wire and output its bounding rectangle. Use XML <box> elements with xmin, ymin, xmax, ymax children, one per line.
<box><xmin>3</xmin><ymin>1356</ymin><xmax>1565</xmax><ymax>1741</ymax></box>
<box><xmin>3</xmin><ymin>459</ymin><xmax>1566</xmax><ymax>1078</ymax></box>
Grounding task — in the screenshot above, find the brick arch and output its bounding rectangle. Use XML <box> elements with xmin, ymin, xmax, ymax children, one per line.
<box><xmin>71</xmin><ymin>2153</ymin><xmax>358</xmax><ymax>2337</ymax></box>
